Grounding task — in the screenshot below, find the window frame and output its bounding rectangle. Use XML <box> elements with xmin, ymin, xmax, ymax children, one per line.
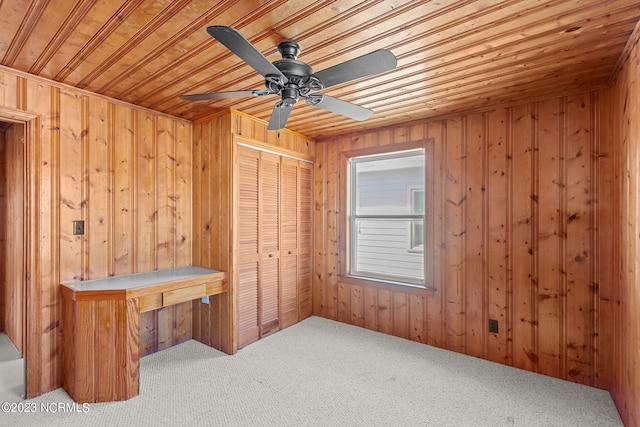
<box><xmin>339</xmin><ymin>140</ymin><xmax>435</xmax><ymax>290</ymax></box>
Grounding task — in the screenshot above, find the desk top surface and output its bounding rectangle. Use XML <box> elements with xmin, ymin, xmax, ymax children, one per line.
<box><xmin>62</xmin><ymin>266</ymin><xmax>222</xmax><ymax>292</ymax></box>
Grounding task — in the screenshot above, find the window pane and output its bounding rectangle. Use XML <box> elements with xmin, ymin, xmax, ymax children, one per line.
<box><xmin>411</xmin><ymin>219</ymin><xmax>424</xmax><ymax>250</ymax></box>
<box><xmin>412</xmin><ymin>189</ymin><xmax>424</xmax><ymax>214</ymax></box>
<box><xmin>352</xmin><ymin>218</ymin><xmax>424</xmax><ymax>283</ymax></box>
<box><xmin>354</xmin><ymin>154</ymin><xmax>424</xmax><ymax>216</ymax></box>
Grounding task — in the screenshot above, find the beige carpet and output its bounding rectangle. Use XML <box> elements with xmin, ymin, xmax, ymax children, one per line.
<box><xmin>1</xmin><ymin>316</ymin><xmax>623</xmax><ymax>426</ymax></box>
<box><xmin>0</xmin><ymin>333</ymin><xmax>25</xmax><ymax>404</ymax></box>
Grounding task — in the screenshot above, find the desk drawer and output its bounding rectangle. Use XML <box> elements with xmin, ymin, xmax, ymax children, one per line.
<box><xmin>206</xmin><ymin>279</ymin><xmax>227</xmax><ymax>296</ymax></box>
<box><xmin>140</xmin><ymin>293</ymin><xmax>163</xmax><ymax>313</ymax></box>
<box><xmin>163</xmin><ymin>283</ymin><xmax>206</xmax><ymax>306</ymax></box>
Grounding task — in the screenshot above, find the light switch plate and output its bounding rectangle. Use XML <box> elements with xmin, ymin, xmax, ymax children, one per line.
<box><xmin>73</xmin><ymin>220</ymin><xmax>85</xmax><ymax>235</ymax></box>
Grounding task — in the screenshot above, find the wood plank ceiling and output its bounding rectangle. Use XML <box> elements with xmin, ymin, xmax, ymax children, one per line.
<box><xmin>0</xmin><ymin>0</ymin><xmax>639</xmax><ymax>139</ymax></box>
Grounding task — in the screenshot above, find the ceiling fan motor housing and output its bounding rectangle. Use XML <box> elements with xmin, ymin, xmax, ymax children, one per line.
<box><xmin>268</xmin><ymin>41</ymin><xmax>323</xmax><ymax>103</ymax></box>
<box><xmin>277</xmin><ymin>41</ymin><xmax>300</xmax><ymax>59</ymax></box>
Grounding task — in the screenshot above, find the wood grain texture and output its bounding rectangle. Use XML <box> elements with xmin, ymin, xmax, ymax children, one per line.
<box><xmin>0</xmin><ymin>1</ymin><xmax>638</xmax><ymax>139</ymax></box>
<box><xmin>0</xmin><ymin>10</ymin><xmax>635</xmax><ymax>418</ymax></box>
<box><xmin>192</xmin><ymin>109</ymin><xmax>314</xmax><ymax>353</ymax></box>
<box><xmin>61</xmin><ymin>290</ymin><xmax>139</xmax><ymax>403</ymax></box>
<box><xmin>0</xmin><ymin>66</ymin><xmax>192</xmax><ymax>397</ymax></box>
<box><xmin>608</xmin><ymin>31</ymin><xmax>640</xmax><ymax>427</ymax></box>
<box><xmin>0</xmin><ymin>129</ymin><xmax>4</xmax><ymax>334</ymax></box>
<box><xmin>192</xmin><ymin>111</ymin><xmax>233</xmax><ymax>352</ymax></box>
<box><xmin>0</xmin><ymin>122</ymin><xmax>25</xmax><ymax>352</ymax></box>
<box><xmin>314</xmin><ymin>92</ymin><xmax>610</xmax><ymax>389</ymax></box>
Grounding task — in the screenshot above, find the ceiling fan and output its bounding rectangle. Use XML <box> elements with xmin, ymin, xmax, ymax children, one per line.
<box><xmin>180</xmin><ymin>26</ymin><xmax>397</xmax><ymax>130</ymax></box>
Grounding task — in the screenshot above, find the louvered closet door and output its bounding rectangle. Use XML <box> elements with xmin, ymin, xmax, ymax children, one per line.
<box><xmin>259</xmin><ymin>152</ymin><xmax>280</xmax><ymax>337</ymax></box>
<box><xmin>237</xmin><ymin>145</ymin><xmax>311</xmax><ymax>346</ymax></box>
<box><xmin>280</xmin><ymin>157</ymin><xmax>299</xmax><ymax>329</ymax></box>
<box><xmin>298</xmin><ymin>160</ymin><xmax>313</xmax><ymax>319</ymax></box>
<box><xmin>237</xmin><ymin>146</ymin><xmax>260</xmax><ymax>348</ymax></box>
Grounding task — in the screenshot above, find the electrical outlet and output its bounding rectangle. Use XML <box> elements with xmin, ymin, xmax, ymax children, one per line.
<box><xmin>488</xmin><ymin>319</ymin><xmax>499</xmax><ymax>333</ymax></box>
<box><xmin>73</xmin><ymin>220</ymin><xmax>85</xmax><ymax>235</ymax></box>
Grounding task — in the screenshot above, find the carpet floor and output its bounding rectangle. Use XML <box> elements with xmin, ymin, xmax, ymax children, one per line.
<box><xmin>1</xmin><ymin>316</ymin><xmax>623</xmax><ymax>426</ymax></box>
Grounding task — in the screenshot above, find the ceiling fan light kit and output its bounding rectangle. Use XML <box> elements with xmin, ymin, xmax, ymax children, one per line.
<box><xmin>180</xmin><ymin>26</ymin><xmax>397</xmax><ymax>130</ymax></box>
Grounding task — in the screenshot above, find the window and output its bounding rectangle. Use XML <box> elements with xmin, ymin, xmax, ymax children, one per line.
<box><xmin>348</xmin><ymin>149</ymin><xmax>426</xmax><ymax>286</ymax></box>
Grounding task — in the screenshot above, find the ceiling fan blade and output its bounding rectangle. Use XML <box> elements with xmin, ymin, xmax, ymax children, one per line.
<box><xmin>267</xmin><ymin>101</ymin><xmax>294</xmax><ymax>130</ymax></box>
<box><xmin>306</xmin><ymin>94</ymin><xmax>373</xmax><ymax>121</ymax></box>
<box><xmin>312</xmin><ymin>49</ymin><xmax>396</xmax><ymax>89</ymax></box>
<box><xmin>207</xmin><ymin>26</ymin><xmax>287</xmax><ymax>82</ymax></box>
<box><xmin>180</xmin><ymin>89</ymin><xmax>270</xmax><ymax>102</ymax></box>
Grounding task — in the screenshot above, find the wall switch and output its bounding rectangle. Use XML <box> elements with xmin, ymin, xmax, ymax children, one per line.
<box><xmin>489</xmin><ymin>319</ymin><xmax>499</xmax><ymax>333</ymax></box>
<box><xmin>201</xmin><ymin>296</ymin><xmax>209</xmax><ymax>304</ymax></box>
<box><xmin>73</xmin><ymin>220</ymin><xmax>85</xmax><ymax>235</ymax></box>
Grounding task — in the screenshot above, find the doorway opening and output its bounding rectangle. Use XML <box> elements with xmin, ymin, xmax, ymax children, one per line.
<box><xmin>0</xmin><ymin>120</ymin><xmax>26</xmax><ymax>402</ymax></box>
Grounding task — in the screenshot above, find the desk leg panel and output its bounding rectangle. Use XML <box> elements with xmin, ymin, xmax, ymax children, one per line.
<box><xmin>61</xmin><ymin>295</ymin><xmax>96</xmax><ymax>402</ymax></box>
<box><xmin>117</xmin><ymin>298</ymin><xmax>140</xmax><ymax>401</ymax></box>
<box><xmin>61</xmin><ymin>295</ymin><xmax>140</xmax><ymax>403</ymax></box>
<box><xmin>61</xmin><ymin>293</ymin><xmax>78</xmax><ymax>400</ymax></box>
<box><xmin>76</xmin><ymin>300</ymin><xmax>97</xmax><ymax>401</ymax></box>
<box><xmin>95</xmin><ymin>299</ymin><xmax>117</xmax><ymax>401</ymax></box>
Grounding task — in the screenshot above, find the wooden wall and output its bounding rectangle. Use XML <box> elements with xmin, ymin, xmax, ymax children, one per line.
<box><xmin>0</xmin><ymin>122</ymin><xmax>25</xmax><ymax>353</ymax></box>
<box><xmin>191</xmin><ymin>110</ymin><xmax>232</xmax><ymax>353</ymax></box>
<box><xmin>0</xmin><ymin>129</ymin><xmax>5</xmax><ymax>335</ymax></box>
<box><xmin>0</xmin><ymin>46</ymin><xmax>635</xmax><ymax>421</ymax></box>
<box><xmin>314</xmin><ymin>91</ymin><xmax>615</xmax><ymax>389</ymax></box>
<box><xmin>192</xmin><ymin>109</ymin><xmax>314</xmax><ymax>354</ymax></box>
<box><xmin>0</xmin><ymin>65</ymin><xmax>193</xmax><ymax>396</ymax></box>
<box><xmin>608</xmin><ymin>30</ymin><xmax>640</xmax><ymax>427</ymax></box>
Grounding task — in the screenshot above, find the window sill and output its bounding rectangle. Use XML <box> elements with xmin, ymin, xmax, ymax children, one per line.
<box><xmin>339</xmin><ymin>275</ymin><xmax>436</xmax><ymax>296</ymax></box>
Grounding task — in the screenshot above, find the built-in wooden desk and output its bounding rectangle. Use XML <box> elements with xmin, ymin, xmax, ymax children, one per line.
<box><xmin>61</xmin><ymin>266</ymin><xmax>227</xmax><ymax>403</ymax></box>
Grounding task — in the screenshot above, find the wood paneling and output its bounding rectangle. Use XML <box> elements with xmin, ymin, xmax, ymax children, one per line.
<box><xmin>0</xmin><ymin>1</ymin><xmax>638</xmax><ymax>139</ymax></box>
<box><xmin>608</xmin><ymin>28</ymin><xmax>640</xmax><ymax>427</ymax></box>
<box><xmin>314</xmin><ymin>92</ymin><xmax>612</xmax><ymax>388</ymax></box>
<box><xmin>61</xmin><ymin>291</ymin><xmax>139</xmax><ymax>403</ymax></box>
<box><xmin>0</xmin><ymin>122</ymin><xmax>25</xmax><ymax>353</ymax></box>
<box><xmin>0</xmin><ymin>66</ymin><xmax>192</xmax><ymax>397</ymax></box>
<box><xmin>191</xmin><ymin>110</ymin><xmax>234</xmax><ymax>353</ymax></box>
<box><xmin>0</xmin><ymin>129</ymin><xmax>4</xmax><ymax>333</ymax></box>
<box><xmin>192</xmin><ymin>108</ymin><xmax>314</xmax><ymax>353</ymax></box>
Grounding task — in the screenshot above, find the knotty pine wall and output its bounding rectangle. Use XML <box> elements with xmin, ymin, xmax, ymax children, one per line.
<box><xmin>192</xmin><ymin>109</ymin><xmax>314</xmax><ymax>354</ymax></box>
<box><xmin>314</xmin><ymin>91</ymin><xmax>615</xmax><ymax>389</ymax></box>
<box><xmin>0</xmin><ymin>122</ymin><xmax>25</xmax><ymax>353</ymax></box>
<box><xmin>0</xmin><ymin>66</ymin><xmax>192</xmax><ymax>397</ymax></box>
<box><xmin>608</xmin><ymin>30</ymin><xmax>640</xmax><ymax>427</ymax></box>
<box><xmin>0</xmin><ymin>129</ymin><xmax>4</xmax><ymax>334</ymax></box>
